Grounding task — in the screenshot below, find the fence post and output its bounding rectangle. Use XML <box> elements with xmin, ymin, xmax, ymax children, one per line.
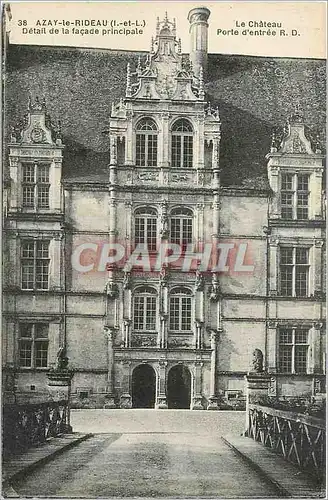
<box><xmin>244</xmin><ymin>349</ymin><xmax>270</xmax><ymax>436</ymax></box>
<box><xmin>47</xmin><ymin>369</ymin><xmax>73</xmax><ymax>432</ymax></box>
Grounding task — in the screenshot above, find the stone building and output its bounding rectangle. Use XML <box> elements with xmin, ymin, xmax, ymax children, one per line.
<box><xmin>3</xmin><ymin>7</ymin><xmax>326</xmax><ymax>409</ymax></box>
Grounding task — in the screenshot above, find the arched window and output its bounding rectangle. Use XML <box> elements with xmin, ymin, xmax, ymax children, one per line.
<box><xmin>170</xmin><ymin>207</ymin><xmax>193</xmax><ymax>247</ymax></box>
<box><xmin>171</xmin><ymin>119</ymin><xmax>193</xmax><ymax>168</ymax></box>
<box><xmin>169</xmin><ymin>287</ymin><xmax>192</xmax><ymax>332</ymax></box>
<box><xmin>134</xmin><ymin>207</ymin><xmax>157</xmax><ymax>251</ymax></box>
<box><xmin>133</xmin><ymin>286</ymin><xmax>157</xmax><ymax>331</ymax></box>
<box><xmin>136</xmin><ymin>118</ymin><xmax>158</xmax><ymax>167</ymax></box>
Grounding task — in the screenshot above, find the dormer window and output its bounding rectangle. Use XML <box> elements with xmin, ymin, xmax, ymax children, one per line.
<box><xmin>22</xmin><ymin>162</ymin><xmax>50</xmax><ymax>210</ymax></box>
<box><xmin>136</xmin><ymin>118</ymin><xmax>158</xmax><ymax>167</ymax></box>
<box><xmin>171</xmin><ymin>119</ymin><xmax>193</xmax><ymax>168</ymax></box>
<box><xmin>281</xmin><ymin>173</ymin><xmax>309</xmax><ymax>220</ymax></box>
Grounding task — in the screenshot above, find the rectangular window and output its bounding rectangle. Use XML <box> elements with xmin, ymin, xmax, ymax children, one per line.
<box><xmin>169</xmin><ymin>296</ymin><xmax>192</xmax><ymax>331</ymax></box>
<box><xmin>278</xmin><ymin>327</ymin><xmax>309</xmax><ymax>373</ymax></box>
<box><xmin>279</xmin><ymin>247</ymin><xmax>309</xmax><ymax>297</ymax></box>
<box><xmin>136</xmin><ymin>134</ymin><xmax>157</xmax><ymax>167</ymax></box>
<box><xmin>19</xmin><ymin>323</ymin><xmax>49</xmax><ymax>368</ymax></box>
<box><xmin>171</xmin><ymin>136</ymin><xmax>193</xmax><ymax>168</ymax></box>
<box><xmin>170</xmin><ymin>218</ymin><xmax>192</xmax><ymax>247</ymax></box>
<box><xmin>135</xmin><ymin>217</ymin><xmax>157</xmax><ymax>251</ymax></box>
<box><xmin>133</xmin><ymin>295</ymin><xmax>156</xmax><ymax>331</ymax></box>
<box><xmin>21</xmin><ymin>240</ymin><xmax>50</xmax><ymax>290</ymax></box>
<box><xmin>281</xmin><ymin>173</ymin><xmax>309</xmax><ymax>220</ymax></box>
<box><xmin>22</xmin><ymin>163</ymin><xmax>50</xmax><ymax>209</ymax></box>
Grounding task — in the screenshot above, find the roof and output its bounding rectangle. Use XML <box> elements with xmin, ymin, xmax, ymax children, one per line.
<box><xmin>5</xmin><ymin>45</ymin><xmax>326</xmax><ymax>188</ymax></box>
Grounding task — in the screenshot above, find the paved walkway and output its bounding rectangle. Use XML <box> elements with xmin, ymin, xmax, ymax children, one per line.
<box><xmin>3</xmin><ymin>410</ymin><xmax>325</xmax><ymax>498</ymax></box>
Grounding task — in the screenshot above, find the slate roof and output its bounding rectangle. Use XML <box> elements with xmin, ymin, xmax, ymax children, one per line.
<box><xmin>5</xmin><ymin>45</ymin><xmax>326</xmax><ymax>188</ymax></box>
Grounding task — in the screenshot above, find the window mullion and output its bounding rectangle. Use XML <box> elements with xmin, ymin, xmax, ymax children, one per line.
<box><xmin>292</xmin><ymin>328</ymin><xmax>295</xmax><ymax>373</ymax></box>
<box><xmin>31</xmin><ymin>324</ymin><xmax>35</xmax><ymax>368</ymax></box>
<box><xmin>145</xmin><ymin>135</ymin><xmax>149</xmax><ymax>167</ymax></box>
<box><xmin>180</xmin><ymin>136</ymin><xmax>184</xmax><ymax>168</ymax></box>
<box><xmin>143</xmin><ymin>297</ymin><xmax>147</xmax><ymax>330</ymax></box>
<box><xmin>179</xmin><ymin>297</ymin><xmax>182</xmax><ymax>331</ymax></box>
<box><xmin>292</xmin><ymin>248</ymin><xmax>296</xmax><ymax>297</ymax></box>
<box><xmin>293</xmin><ymin>174</ymin><xmax>297</xmax><ymax>219</ymax></box>
<box><xmin>33</xmin><ymin>241</ymin><xmax>37</xmax><ymax>291</ymax></box>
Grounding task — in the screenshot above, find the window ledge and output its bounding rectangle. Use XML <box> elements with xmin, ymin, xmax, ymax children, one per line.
<box><xmin>269</xmin><ymin>218</ymin><xmax>325</xmax><ymax>228</ymax></box>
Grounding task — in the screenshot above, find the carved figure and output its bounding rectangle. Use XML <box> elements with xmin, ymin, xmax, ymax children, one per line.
<box><xmin>56</xmin><ymin>347</ymin><xmax>69</xmax><ymax>371</ymax></box>
<box><xmin>252</xmin><ymin>348</ymin><xmax>264</xmax><ymax>373</ymax></box>
<box><xmin>209</xmin><ymin>274</ymin><xmax>220</xmax><ymax>301</ymax></box>
<box><xmin>195</xmin><ymin>269</ymin><xmax>205</xmax><ymax>291</ymax></box>
<box><xmin>159</xmin><ymin>264</ymin><xmax>169</xmax><ymax>287</ymax></box>
<box><xmin>105</xmin><ymin>281</ymin><xmax>119</xmax><ymax>299</ymax></box>
<box><xmin>160</xmin><ymin>213</ymin><xmax>169</xmax><ymax>239</ymax></box>
<box><xmin>123</xmin><ymin>271</ymin><xmax>131</xmax><ymax>290</ymax></box>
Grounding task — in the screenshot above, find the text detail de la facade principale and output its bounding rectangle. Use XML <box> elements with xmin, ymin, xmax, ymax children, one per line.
<box><xmin>17</xmin><ymin>19</ymin><xmax>146</xmax><ymax>36</ymax></box>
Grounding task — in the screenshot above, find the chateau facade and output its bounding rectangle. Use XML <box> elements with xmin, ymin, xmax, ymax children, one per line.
<box><xmin>3</xmin><ymin>7</ymin><xmax>326</xmax><ymax>409</ymax></box>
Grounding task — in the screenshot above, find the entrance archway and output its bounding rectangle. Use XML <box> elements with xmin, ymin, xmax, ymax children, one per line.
<box><xmin>132</xmin><ymin>364</ymin><xmax>156</xmax><ymax>408</ymax></box>
<box><xmin>167</xmin><ymin>364</ymin><xmax>191</xmax><ymax>409</ymax></box>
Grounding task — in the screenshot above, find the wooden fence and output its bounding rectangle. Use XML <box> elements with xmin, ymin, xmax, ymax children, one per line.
<box><xmin>247</xmin><ymin>404</ymin><xmax>326</xmax><ymax>483</ymax></box>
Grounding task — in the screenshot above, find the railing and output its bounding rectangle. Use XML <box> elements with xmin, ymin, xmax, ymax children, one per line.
<box><xmin>248</xmin><ymin>404</ymin><xmax>326</xmax><ymax>483</ymax></box>
<box><xmin>3</xmin><ymin>400</ymin><xmax>71</xmax><ymax>458</ymax></box>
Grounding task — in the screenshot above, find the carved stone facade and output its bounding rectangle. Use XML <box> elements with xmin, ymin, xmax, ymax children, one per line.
<box><xmin>3</xmin><ymin>8</ymin><xmax>326</xmax><ymax>409</ymax></box>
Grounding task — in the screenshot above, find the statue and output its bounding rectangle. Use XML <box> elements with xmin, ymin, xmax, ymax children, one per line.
<box><xmin>159</xmin><ymin>264</ymin><xmax>169</xmax><ymax>287</ymax></box>
<box><xmin>195</xmin><ymin>269</ymin><xmax>205</xmax><ymax>291</ymax></box>
<box><xmin>105</xmin><ymin>281</ymin><xmax>119</xmax><ymax>299</ymax></box>
<box><xmin>160</xmin><ymin>213</ymin><xmax>169</xmax><ymax>239</ymax></box>
<box><xmin>209</xmin><ymin>273</ymin><xmax>220</xmax><ymax>301</ymax></box>
<box><xmin>123</xmin><ymin>271</ymin><xmax>131</xmax><ymax>290</ymax></box>
<box><xmin>56</xmin><ymin>346</ymin><xmax>69</xmax><ymax>371</ymax></box>
<box><xmin>252</xmin><ymin>348</ymin><xmax>264</xmax><ymax>373</ymax></box>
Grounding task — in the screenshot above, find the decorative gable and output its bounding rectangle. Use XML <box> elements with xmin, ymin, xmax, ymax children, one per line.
<box><xmin>125</xmin><ymin>13</ymin><xmax>204</xmax><ymax>102</ymax></box>
<box><xmin>10</xmin><ymin>96</ymin><xmax>62</xmax><ymax>147</ymax></box>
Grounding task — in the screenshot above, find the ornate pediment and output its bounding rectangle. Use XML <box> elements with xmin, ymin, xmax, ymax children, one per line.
<box><xmin>10</xmin><ymin>96</ymin><xmax>62</xmax><ymax>147</ymax></box>
<box><xmin>270</xmin><ymin>107</ymin><xmax>321</xmax><ymax>156</ymax></box>
<box><xmin>125</xmin><ymin>13</ymin><xmax>204</xmax><ymax>101</ymax></box>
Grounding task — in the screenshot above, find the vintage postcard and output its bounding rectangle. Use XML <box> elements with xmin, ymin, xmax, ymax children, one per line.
<box><xmin>2</xmin><ymin>1</ymin><xmax>326</xmax><ymax>498</ymax></box>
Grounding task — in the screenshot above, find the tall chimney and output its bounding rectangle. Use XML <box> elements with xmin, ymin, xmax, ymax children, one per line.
<box><xmin>187</xmin><ymin>6</ymin><xmax>211</xmax><ymax>78</ymax></box>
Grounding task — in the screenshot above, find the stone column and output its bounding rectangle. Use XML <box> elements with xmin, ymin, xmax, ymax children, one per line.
<box><xmin>155</xmin><ymin>360</ymin><xmax>168</xmax><ymax>409</ymax></box>
<box><xmin>103</xmin><ymin>326</ymin><xmax>116</xmax><ymax>408</ymax></box>
<box><xmin>47</xmin><ymin>368</ymin><xmax>73</xmax><ymax>432</ymax></box>
<box><xmin>244</xmin><ymin>371</ymin><xmax>271</xmax><ymax>436</ymax></box>
<box><xmin>207</xmin><ymin>330</ymin><xmax>219</xmax><ymax>409</ymax></box>
<box><xmin>160</xmin><ymin>112</ymin><xmax>170</xmax><ymax>168</ymax></box>
<box><xmin>120</xmin><ymin>361</ymin><xmax>132</xmax><ymax>408</ymax></box>
<box><xmin>192</xmin><ymin>361</ymin><xmax>204</xmax><ymax>409</ymax></box>
<box><xmin>123</xmin><ymin>318</ymin><xmax>131</xmax><ymax>348</ymax></box>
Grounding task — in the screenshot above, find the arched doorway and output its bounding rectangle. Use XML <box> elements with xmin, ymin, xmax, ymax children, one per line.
<box><xmin>167</xmin><ymin>364</ymin><xmax>191</xmax><ymax>409</ymax></box>
<box><xmin>132</xmin><ymin>364</ymin><xmax>156</xmax><ymax>408</ymax></box>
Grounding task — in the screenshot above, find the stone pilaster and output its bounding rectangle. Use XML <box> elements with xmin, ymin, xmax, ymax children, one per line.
<box><xmin>268</xmin><ymin>166</ymin><xmax>280</xmax><ymax>218</ymax></box>
<box><xmin>207</xmin><ymin>329</ymin><xmax>220</xmax><ymax>409</ymax></box>
<box><xmin>120</xmin><ymin>360</ymin><xmax>132</xmax><ymax>408</ymax></box>
<box><xmin>268</xmin><ymin>237</ymin><xmax>279</xmax><ymax>296</ymax></box>
<box><xmin>155</xmin><ymin>360</ymin><xmax>168</xmax><ymax>409</ymax></box>
<box><xmin>192</xmin><ymin>361</ymin><xmax>204</xmax><ymax>409</ymax></box>
<box><xmin>103</xmin><ymin>326</ymin><xmax>116</xmax><ymax>408</ymax></box>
